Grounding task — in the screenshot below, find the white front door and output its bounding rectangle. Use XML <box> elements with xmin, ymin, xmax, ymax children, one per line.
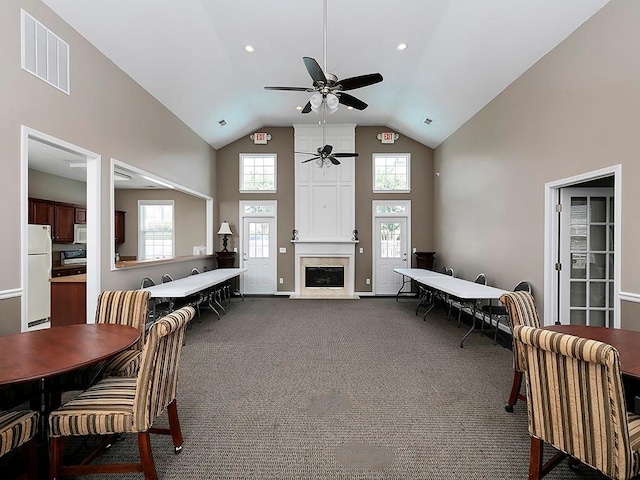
<box><xmin>559</xmin><ymin>187</ymin><xmax>615</xmax><ymax>326</ymax></box>
<box><xmin>242</xmin><ymin>217</ymin><xmax>276</xmax><ymax>295</ymax></box>
<box><xmin>374</xmin><ymin>217</ymin><xmax>409</xmax><ymax>295</ymax></box>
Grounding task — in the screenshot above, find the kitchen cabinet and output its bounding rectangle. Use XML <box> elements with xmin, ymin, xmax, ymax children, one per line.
<box><xmin>29</xmin><ymin>198</ymin><xmax>54</xmax><ymax>225</ymax></box>
<box><xmin>50</xmin><ymin>274</ymin><xmax>86</xmax><ymax>326</ymax></box>
<box><xmin>28</xmin><ymin>198</ymin><xmax>83</xmax><ymax>243</ymax></box>
<box><xmin>53</xmin><ymin>204</ymin><xmax>75</xmax><ymax>243</ymax></box>
<box><xmin>52</xmin><ymin>266</ymin><xmax>86</xmax><ymax>278</ymax></box>
<box><xmin>114</xmin><ymin>210</ymin><xmax>126</xmax><ymax>244</ymax></box>
<box><xmin>74</xmin><ymin>207</ymin><xmax>87</xmax><ymax>224</ymax></box>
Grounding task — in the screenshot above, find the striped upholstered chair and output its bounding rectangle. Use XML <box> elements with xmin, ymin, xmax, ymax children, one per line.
<box><xmin>48</xmin><ymin>306</ymin><xmax>195</xmax><ymax>479</ymax></box>
<box><xmin>499</xmin><ymin>291</ymin><xmax>540</xmax><ymax>412</ymax></box>
<box><xmin>513</xmin><ymin>325</ymin><xmax>640</xmax><ymax>479</ymax></box>
<box><xmin>56</xmin><ymin>290</ymin><xmax>151</xmax><ymax>395</ymax></box>
<box><xmin>0</xmin><ymin>409</ymin><xmax>39</xmax><ymax>480</ymax></box>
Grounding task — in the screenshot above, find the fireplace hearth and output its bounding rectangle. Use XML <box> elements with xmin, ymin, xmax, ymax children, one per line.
<box><xmin>305</xmin><ymin>266</ymin><xmax>344</xmax><ymax>288</ymax></box>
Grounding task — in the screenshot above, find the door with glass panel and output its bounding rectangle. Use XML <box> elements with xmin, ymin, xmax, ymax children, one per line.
<box><xmin>559</xmin><ymin>188</ymin><xmax>614</xmax><ymax>326</ymax></box>
<box><xmin>374</xmin><ymin>217</ymin><xmax>408</xmax><ymax>295</ymax></box>
<box><xmin>242</xmin><ymin>217</ymin><xmax>276</xmax><ymax>295</ymax></box>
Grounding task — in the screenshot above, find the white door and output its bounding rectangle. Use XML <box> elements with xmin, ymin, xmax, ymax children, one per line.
<box><xmin>242</xmin><ymin>217</ymin><xmax>276</xmax><ymax>295</ymax></box>
<box><xmin>559</xmin><ymin>187</ymin><xmax>614</xmax><ymax>326</ymax></box>
<box><xmin>374</xmin><ymin>217</ymin><xmax>409</xmax><ymax>295</ymax></box>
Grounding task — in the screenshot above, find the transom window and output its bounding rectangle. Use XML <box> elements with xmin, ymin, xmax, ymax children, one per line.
<box><xmin>373</xmin><ymin>154</ymin><xmax>410</xmax><ymax>192</ymax></box>
<box><xmin>240</xmin><ymin>154</ymin><xmax>277</xmax><ymax>192</ymax></box>
<box><xmin>138</xmin><ymin>200</ymin><xmax>174</xmax><ymax>260</ymax></box>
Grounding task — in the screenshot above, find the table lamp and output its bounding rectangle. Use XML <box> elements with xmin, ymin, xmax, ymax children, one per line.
<box><xmin>217</xmin><ymin>221</ymin><xmax>232</xmax><ymax>252</ymax></box>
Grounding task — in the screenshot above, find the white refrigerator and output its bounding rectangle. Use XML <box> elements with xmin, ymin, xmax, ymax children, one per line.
<box><xmin>28</xmin><ymin>224</ymin><xmax>52</xmax><ymax>327</ymax></box>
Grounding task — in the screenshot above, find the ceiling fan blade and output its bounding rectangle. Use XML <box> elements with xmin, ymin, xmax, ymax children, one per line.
<box><xmin>264</xmin><ymin>86</ymin><xmax>310</xmax><ymax>91</ymax></box>
<box><xmin>338</xmin><ymin>93</ymin><xmax>368</xmax><ymax>110</ymax></box>
<box><xmin>332</xmin><ymin>152</ymin><xmax>359</xmax><ymax>158</ymax></box>
<box><xmin>320</xmin><ymin>144</ymin><xmax>333</xmax><ymax>155</ymax></box>
<box><xmin>295</xmin><ymin>151</ymin><xmax>317</xmax><ymax>155</ymax></box>
<box><xmin>303</xmin><ymin>57</ymin><xmax>327</xmax><ymax>85</ymax></box>
<box><xmin>301</xmin><ymin>101</ymin><xmax>312</xmax><ymax>114</ymax></box>
<box><xmin>301</xmin><ymin>156</ymin><xmax>321</xmax><ymax>163</ymax></box>
<box><xmin>329</xmin><ymin>157</ymin><xmax>341</xmax><ymax>165</ymax></box>
<box><xmin>337</xmin><ymin>73</ymin><xmax>383</xmax><ymax>91</ymax></box>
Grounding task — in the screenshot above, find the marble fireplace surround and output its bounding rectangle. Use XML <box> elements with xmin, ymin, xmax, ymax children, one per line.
<box><xmin>292</xmin><ymin>240</ymin><xmax>358</xmax><ymax>299</ymax></box>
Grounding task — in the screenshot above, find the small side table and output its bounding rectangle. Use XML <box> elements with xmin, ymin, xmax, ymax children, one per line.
<box><xmin>215</xmin><ymin>251</ymin><xmax>236</xmax><ymax>268</ymax></box>
<box><xmin>414</xmin><ymin>251</ymin><xmax>436</xmax><ymax>270</ymax></box>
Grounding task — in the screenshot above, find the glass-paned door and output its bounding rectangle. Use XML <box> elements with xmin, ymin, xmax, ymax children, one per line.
<box><xmin>374</xmin><ymin>217</ymin><xmax>408</xmax><ymax>295</ymax></box>
<box><xmin>242</xmin><ymin>217</ymin><xmax>276</xmax><ymax>294</ymax></box>
<box><xmin>559</xmin><ymin>188</ymin><xmax>614</xmax><ymax>326</ymax></box>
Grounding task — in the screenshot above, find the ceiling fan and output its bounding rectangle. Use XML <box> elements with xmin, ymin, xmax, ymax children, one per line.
<box><xmin>296</xmin><ymin>144</ymin><xmax>358</xmax><ymax>167</ymax></box>
<box><xmin>264</xmin><ymin>0</ymin><xmax>383</xmax><ymax>114</ymax></box>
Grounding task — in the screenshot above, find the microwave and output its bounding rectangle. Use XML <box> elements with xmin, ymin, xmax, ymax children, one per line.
<box><xmin>73</xmin><ymin>224</ymin><xmax>87</xmax><ymax>244</ymax></box>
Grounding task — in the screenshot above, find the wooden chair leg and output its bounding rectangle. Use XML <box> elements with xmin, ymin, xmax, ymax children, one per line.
<box><xmin>167</xmin><ymin>399</ymin><xmax>184</xmax><ymax>453</ymax></box>
<box><xmin>20</xmin><ymin>436</ymin><xmax>38</xmax><ymax>480</ymax></box>
<box><xmin>529</xmin><ymin>436</ymin><xmax>544</xmax><ymax>480</ymax></box>
<box><xmin>137</xmin><ymin>432</ymin><xmax>159</xmax><ymax>480</ymax></box>
<box><xmin>49</xmin><ymin>435</ymin><xmax>65</xmax><ymax>480</ymax></box>
<box><xmin>505</xmin><ymin>370</ymin><xmax>524</xmax><ymax>412</ymax></box>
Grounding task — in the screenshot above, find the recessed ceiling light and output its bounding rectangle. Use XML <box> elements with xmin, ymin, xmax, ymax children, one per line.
<box><xmin>347</xmin><ymin>106</ymin><xmax>354</xmax><ymax>110</ymax></box>
<box><xmin>396</xmin><ymin>43</ymin><xmax>408</xmax><ymax>51</ymax></box>
<box><xmin>244</xmin><ymin>45</ymin><xmax>255</xmax><ymax>53</ymax></box>
<box><xmin>218</xmin><ymin>119</ymin><xmax>227</xmax><ymax>126</ymax></box>
<box><xmin>423</xmin><ymin>118</ymin><xmax>433</xmax><ymax>125</ymax></box>
<box><xmin>295</xmin><ymin>106</ymin><xmax>303</xmax><ymax>111</ymax></box>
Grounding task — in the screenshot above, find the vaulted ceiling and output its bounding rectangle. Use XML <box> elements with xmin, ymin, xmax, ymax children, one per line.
<box><xmin>42</xmin><ymin>0</ymin><xmax>610</xmax><ymax>150</ymax></box>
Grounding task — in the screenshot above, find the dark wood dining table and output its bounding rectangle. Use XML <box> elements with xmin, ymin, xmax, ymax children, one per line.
<box><xmin>0</xmin><ymin>323</ymin><xmax>140</xmax><ymax>387</ymax></box>
<box><xmin>544</xmin><ymin>325</ymin><xmax>640</xmax><ymax>380</ymax></box>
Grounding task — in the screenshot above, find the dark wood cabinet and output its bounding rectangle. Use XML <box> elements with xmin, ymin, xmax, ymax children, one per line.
<box><xmin>53</xmin><ymin>204</ymin><xmax>75</xmax><ymax>243</ymax></box>
<box><xmin>74</xmin><ymin>207</ymin><xmax>87</xmax><ymax>224</ymax></box>
<box><xmin>28</xmin><ymin>198</ymin><xmax>84</xmax><ymax>243</ymax></box>
<box><xmin>29</xmin><ymin>198</ymin><xmax>54</xmax><ymax>225</ymax></box>
<box><xmin>50</xmin><ymin>277</ymin><xmax>86</xmax><ymax>326</ymax></box>
<box><xmin>114</xmin><ymin>210</ymin><xmax>126</xmax><ymax>244</ymax></box>
<box><xmin>215</xmin><ymin>251</ymin><xmax>236</xmax><ymax>268</ymax></box>
<box><xmin>414</xmin><ymin>251</ymin><xmax>436</xmax><ymax>270</ymax></box>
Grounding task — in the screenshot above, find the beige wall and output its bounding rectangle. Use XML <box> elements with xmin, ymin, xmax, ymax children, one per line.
<box><xmin>433</xmin><ymin>0</ymin><xmax>640</xmax><ymax>329</ymax></box>
<box><xmin>1</xmin><ymin>0</ymin><xmax>216</xmax><ymax>334</ymax></box>
<box><xmin>28</xmin><ymin>169</ymin><xmax>86</xmax><ymax>205</ymax></box>
<box><xmin>217</xmin><ymin>126</ymin><xmax>434</xmax><ymax>293</ymax></box>
<box><xmin>115</xmin><ymin>189</ymin><xmax>207</xmax><ymax>258</ymax></box>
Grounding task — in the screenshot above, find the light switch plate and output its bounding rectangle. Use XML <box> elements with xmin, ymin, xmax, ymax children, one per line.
<box><xmin>279</xmin><ymin>247</ymin><xmax>286</xmax><ymax>253</ymax></box>
<box><xmin>359</xmin><ymin>247</ymin><xmax>364</xmax><ymax>254</ymax></box>
<box><xmin>412</xmin><ymin>247</ymin><xmax>417</xmax><ymax>253</ymax></box>
<box><xmin>233</xmin><ymin>247</ymin><xmax>238</xmax><ymax>253</ymax></box>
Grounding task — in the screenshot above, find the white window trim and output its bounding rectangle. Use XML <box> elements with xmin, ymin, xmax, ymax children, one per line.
<box><xmin>239</xmin><ymin>153</ymin><xmax>277</xmax><ymax>193</ymax></box>
<box><xmin>138</xmin><ymin>199</ymin><xmax>175</xmax><ymax>260</ymax></box>
<box><xmin>372</xmin><ymin>153</ymin><xmax>411</xmax><ymax>193</ymax></box>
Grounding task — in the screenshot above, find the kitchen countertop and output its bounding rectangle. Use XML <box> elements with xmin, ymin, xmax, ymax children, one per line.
<box><xmin>50</xmin><ymin>274</ymin><xmax>86</xmax><ymax>283</ymax></box>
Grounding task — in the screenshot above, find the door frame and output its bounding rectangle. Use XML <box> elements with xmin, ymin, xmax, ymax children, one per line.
<box><xmin>372</xmin><ymin>200</ymin><xmax>411</xmax><ymax>295</ymax></box>
<box><xmin>21</xmin><ymin>126</ymin><xmax>101</xmax><ymax>331</ymax></box>
<box><xmin>543</xmin><ymin>165</ymin><xmax>621</xmax><ymax>328</ymax></box>
<box><xmin>238</xmin><ymin>200</ymin><xmax>277</xmax><ymax>294</ymax></box>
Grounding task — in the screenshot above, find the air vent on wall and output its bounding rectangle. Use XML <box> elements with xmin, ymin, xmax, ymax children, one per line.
<box><xmin>21</xmin><ymin>9</ymin><xmax>70</xmax><ymax>94</ymax></box>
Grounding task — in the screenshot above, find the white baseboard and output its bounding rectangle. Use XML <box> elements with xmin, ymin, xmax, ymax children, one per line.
<box><xmin>274</xmin><ymin>291</ymin><xmax>295</xmax><ymax>296</ymax></box>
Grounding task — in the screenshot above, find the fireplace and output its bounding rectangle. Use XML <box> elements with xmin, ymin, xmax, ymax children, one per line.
<box><xmin>293</xmin><ymin>242</ymin><xmax>358</xmax><ymax>299</ymax></box>
<box><xmin>305</xmin><ymin>266</ymin><xmax>344</xmax><ymax>288</ymax></box>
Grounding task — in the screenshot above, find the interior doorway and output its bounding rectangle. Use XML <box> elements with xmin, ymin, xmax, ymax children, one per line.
<box><xmin>544</xmin><ymin>166</ymin><xmax>621</xmax><ymax>328</ymax></box>
<box><xmin>21</xmin><ymin>126</ymin><xmax>100</xmax><ymax>331</ymax></box>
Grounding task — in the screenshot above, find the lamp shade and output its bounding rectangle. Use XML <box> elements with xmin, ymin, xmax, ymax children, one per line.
<box><xmin>217</xmin><ymin>221</ymin><xmax>232</xmax><ymax>235</ymax></box>
<box><xmin>309</xmin><ymin>93</ymin><xmax>323</xmax><ymax>113</ymax></box>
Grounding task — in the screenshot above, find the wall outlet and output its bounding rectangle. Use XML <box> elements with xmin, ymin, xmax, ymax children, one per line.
<box><xmin>279</xmin><ymin>278</ymin><xmax>284</xmax><ymax>284</ymax></box>
<box><xmin>412</xmin><ymin>247</ymin><xmax>417</xmax><ymax>253</ymax></box>
<box><xmin>359</xmin><ymin>247</ymin><xmax>364</xmax><ymax>254</ymax></box>
<box><xmin>233</xmin><ymin>247</ymin><xmax>238</xmax><ymax>253</ymax></box>
<box><xmin>365</xmin><ymin>278</ymin><xmax>370</xmax><ymax>285</ymax></box>
<box><xmin>279</xmin><ymin>247</ymin><xmax>286</xmax><ymax>253</ymax></box>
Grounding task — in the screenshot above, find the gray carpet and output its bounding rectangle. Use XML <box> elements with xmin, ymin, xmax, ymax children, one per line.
<box><xmin>6</xmin><ymin>297</ymin><xmax>612</xmax><ymax>478</ymax></box>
